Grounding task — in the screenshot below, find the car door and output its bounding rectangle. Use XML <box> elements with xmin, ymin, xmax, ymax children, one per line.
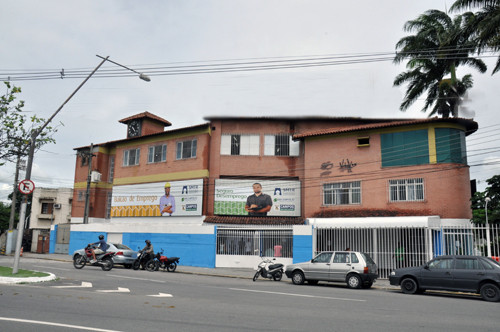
<box><xmin>307</xmin><ymin>252</ymin><xmax>333</xmax><ymax>280</ymax></box>
<box><xmin>329</xmin><ymin>252</ymin><xmax>351</xmax><ymax>281</ymax></box>
<box><xmin>452</xmin><ymin>258</ymin><xmax>483</xmax><ymax>291</ymax></box>
<box><xmin>419</xmin><ymin>257</ymin><xmax>454</xmax><ymax>289</ymax></box>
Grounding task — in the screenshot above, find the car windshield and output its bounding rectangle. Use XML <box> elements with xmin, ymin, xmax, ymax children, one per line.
<box><xmin>112</xmin><ymin>243</ymin><xmax>131</xmax><ymax>250</ymax></box>
<box><xmin>360</xmin><ymin>253</ymin><xmax>375</xmax><ymax>264</ymax></box>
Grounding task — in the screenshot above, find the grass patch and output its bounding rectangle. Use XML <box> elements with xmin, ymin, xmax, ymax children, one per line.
<box><xmin>0</xmin><ymin>265</ymin><xmax>50</xmax><ymax>278</ymax></box>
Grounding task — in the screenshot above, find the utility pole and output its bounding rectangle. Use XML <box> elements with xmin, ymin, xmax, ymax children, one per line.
<box><xmin>8</xmin><ymin>154</ymin><xmax>22</xmax><ymax>231</ymax></box>
<box><xmin>82</xmin><ymin>143</ymin><xmax>95</xmax><ymax>224</ymax></box>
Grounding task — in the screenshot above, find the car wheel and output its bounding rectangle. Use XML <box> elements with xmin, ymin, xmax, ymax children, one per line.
<box><xmin>347</xmin><ymin>274</ymin><xmax>362</xmax><ymax>289</ymax></box>
<box><xmin>73</xmin><ymin>254</ymin><xmax>86</xmax><ymax>269</ymax></box>
<box><xmin>307</xmin><ymin>280</ymin><xmax>319</xmax><ymax>285</ymax></box>
<box><xmin>401</xmin><ymin>277</ymin><xmax>418</xmax><ymax>294</ymax></box>
<box><xmin>273</xmin><ymin>271</ymin><xmax>283</xmax><ymax>281</ymax></box>
<box><xmin>100</xmin><ymin>257</ymin><xmax>113</xmax><ymax>271</ymax></box>
<box><xmin>480</xmin><ymin>283</ymin><xmax>500</xmax><ymax>302</ymax></box>
<box><xmin>291</xmin><ymin>271</ymin><xmax>305</xmax><ymax>285</ymax></box>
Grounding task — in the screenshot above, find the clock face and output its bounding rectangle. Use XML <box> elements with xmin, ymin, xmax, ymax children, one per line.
<box><xmin>128</xmin><ymin>120</ymin><xmax>141</xmax><ymax>137</ymax></box>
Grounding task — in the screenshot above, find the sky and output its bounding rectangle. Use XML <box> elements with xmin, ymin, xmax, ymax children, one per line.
<box><xmin>1</xmin><ymin>0</ymin><xmax>499</xmax><ymax>203</ymax></box>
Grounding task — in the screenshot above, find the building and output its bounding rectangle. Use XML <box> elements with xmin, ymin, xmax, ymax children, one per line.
<box><xmin>29</xmin><ymin>187</ymin><xmax>73</xmax><ymax>253</ymax></box>
<box><xmin>64</xmin><ymin>112</ymin><xmax>478</xmax><ymax>270</ymax></box>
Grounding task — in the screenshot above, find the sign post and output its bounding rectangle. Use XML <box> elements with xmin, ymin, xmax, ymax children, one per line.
<box><xmin>12</xmin><ymin>180</ymin><xmax>35</xmax><ymax>273</ymax></box>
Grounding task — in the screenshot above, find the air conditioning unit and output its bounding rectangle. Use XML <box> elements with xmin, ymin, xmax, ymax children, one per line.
<box><xmin>91</xmin><ymin>171</ymin><xmax>102</xmax><ymax>183</ymax></box>
<box><xmin>54</xmin><ymin>203</ymin><xmax>62</xmax><ymax>209</ymax></box>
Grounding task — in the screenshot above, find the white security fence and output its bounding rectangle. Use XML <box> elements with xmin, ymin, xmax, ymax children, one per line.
<box><xmin>315</xmin><ymin>224</ymin><xmax>500</xmax><ymax>279</ymax></box>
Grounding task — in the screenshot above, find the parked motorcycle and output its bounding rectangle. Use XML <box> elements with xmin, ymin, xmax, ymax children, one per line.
<box><xmin>253</xmin><ymin>257</ymin><xmax>284</xmax><ymax>281</ymax></box>
<box><xmin>73</xmin><ymin>244</ymin><xmax>115</xmax><ymax>271</ymax></box>
<box><xmin>145</xmin><ymin>249</ymin><xmax>180</xmax><ymax>272</ymax></box>
<box><xmin>133</xmin><ymin>249</ymin><xmax>154</xmax><ymax>270</ymax></box>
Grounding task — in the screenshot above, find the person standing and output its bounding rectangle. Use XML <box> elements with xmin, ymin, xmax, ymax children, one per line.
<box><xmin>159</xmin><ymin>182</ymin><xmax>176</xmax><ymax>216</ymax></box>
<box><xmin>245</xmin><ymin>183</ymin><xmax>272</xmax><ymax>216</ymax></box>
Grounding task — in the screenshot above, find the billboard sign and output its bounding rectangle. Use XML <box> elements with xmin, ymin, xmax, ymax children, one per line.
<box><xmin>111</xmin><ymin>179</ymin><xmax>203</xmax><ymax>217</ymax></box>
<box><xmin>214</xmin><ymin>179</ymin><xmax>301</xmax><ymax>216</ymax></box>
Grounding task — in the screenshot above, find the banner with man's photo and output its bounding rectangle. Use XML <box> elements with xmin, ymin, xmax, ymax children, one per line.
<box><xmin>214</xmin><ymin>179</ymin><xmax>301</xmax><ymax>216</ymax></box>
<box><xmin>110</xmin><ymin>179</ymin><xmax>203</xmax><ymax>217</ymax></box>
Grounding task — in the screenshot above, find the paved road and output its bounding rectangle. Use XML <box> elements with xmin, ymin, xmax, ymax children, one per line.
<box><xmin>1</xmin><ymin>254</ymin><xmax>498</xmax><ymax>331</ymax></box>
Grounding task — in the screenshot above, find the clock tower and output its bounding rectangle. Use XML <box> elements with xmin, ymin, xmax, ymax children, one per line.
<box><xmin>119</xmin><ymin>112</ymin><xmax>172</xmax><ymax>139</ymax></box>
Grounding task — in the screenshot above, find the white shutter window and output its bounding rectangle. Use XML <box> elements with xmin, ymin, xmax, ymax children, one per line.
<box><xmin>248</xmin><ymin>135</ymin><xmax>260</xmax><ymax>155</ymax></box>
<box><xmin>148</xmin><ymin>147</ymin><xmax>154</xmax><ymax>163</ymax></box>
<box><xmin>264</xmin><ymin>135</ymin><xmax>275</xmax><ymax>155</ymax></box>
<box><xmin>220</xmin><ymin>135</ymin><xmax>231</xmax><ymax>155</ymax></box>
<box><xmin>290</xmin><ymin>137</ymin><xmax>300</xmax><ymax>156</ymax></box>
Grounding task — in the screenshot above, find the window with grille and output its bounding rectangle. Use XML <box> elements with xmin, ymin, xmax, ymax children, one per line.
<box><xmin>176</xmin><ymin>139</ymin><xmax>197</xmax><ymax>159</ymax></box>
<box><xmin>123</xmin><ymin>148</ymin><xmax>140</xmax><ymax>166</ymax></box>
<box><xmin>220</xmin><ymin>134</ymin><xmax>259</xmax><ymax>155</ymax></box>
<box><xmin>105</xmin><ymin>192</ymin><xmax>112</xmax><ymax>219</ymax></box>
<box><xmin>41</xmin><ymin>202</ymin><xmax>53</xmax><ymax>214</ymax></box>
<box><xmin>148</xmin><ymin>144</ymin><xmax>167</xmax><ymax>163</ymax></box>
<box><xmin>323</xmin><ymin>181</ymin><xmax>361</xmax><ymax>205</ymax></box>
<box><xmin>108</xmin><ymin>156</ymin><xmax>115</xmax><ymax>183</ymax></box>
<box><xmin>264</xmin><ymin>134</ymin><xmax>299</xmax><ymax>156</ymax></box>
<box><xmin>389</xmin><ymin>178</ymin><xmax>424</xmax><ymax>202</ymax></box>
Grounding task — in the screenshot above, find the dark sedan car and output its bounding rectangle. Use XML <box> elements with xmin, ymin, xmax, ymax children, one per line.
<box><xmin>389</xmin><ymin>255</ymin><xmax>500</xmax><ymax>302</ymax></box>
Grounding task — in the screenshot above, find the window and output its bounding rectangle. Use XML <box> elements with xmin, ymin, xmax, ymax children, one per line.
<box><xmin>123</xmin><ymin>148</ymin><xmax>140</xmax><ymax>166</ymax></box>
<box><xmin>357</xmin><ymin>137</ymin><xmax>370</xmax><ymax>146</ymax></box>
<box><xmin>428</xmin><ymin>258</ymin><xmax>453</xmax><ymax>269</ymax></box>
<box><xmin>264</xmin><ymin>134</ymin><xmax>299</xmax><ymax>156</ymax></box>
<box><xmin>313</xmin><ymin>252</ymin><xmax>333</xmax><ymax>263</ymax></box>
<box><xmin>41</xmin><ymin>202</ymin><xmax>53</xmax><ymax>214</ymax></box>
<box><xmin>77</xmin><ymin>190</ymin><xmax>85</xmax><ymax>202</ymax></box>
<box><xmin>333</xmin><ymin>252</ymin><xmax>349</xmax><ymax>263</ymax></box>
<box><xmin>323</xmin><ymin>181</ymin><xmax>361</xmax><ymax>205</ymax></box>
<box><xmin>176</xmin><ymin>139</ymin><xmax>197</xmax><ymax>159</ymax></box>
<box><xmin>351</xmin><ymin>253</ymin><xmax>359</xmax><ymax>263</ymax></box>
<box><xmin>108</xmin><ymin>156</ymin><xmax>115</xmax><ymax>183</ymax></box>
<box><xmin>148</xmin><ymin>144</ymin><xmax>167</xmax><ymax>163</ymax></box>
<box><xmin>220</xmin><ymin>134</ymin><xmax>259</xmax><ymax>156</ymax></box>
<box><xmin>105</xmin><ymin>192</ymin><xmax>112</xmax><ymax>219</ymax></box>
<box><xmin>389</xmin><ymin>178</ymin><xmax>424</xmax><ymax>202</ymax></box>
<box><xmin>435</xmin><ymin>128</ymin><xmax>467</xmax><ymax>164</ymax></box>
<box><xmin>381</xmin><ymin>130</ymin><xmax>429</xmax><ymax>167</ymax></box>
<box><xmin>455</xmin><ymin>258</ymin><xmax>481</xmax><ymax>270</ymax></box>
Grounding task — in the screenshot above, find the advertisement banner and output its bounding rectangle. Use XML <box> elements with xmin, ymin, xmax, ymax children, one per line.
<box><xmin>214</xmin><ymin>179</ymin><xmax>301</xmax><ymax>216</ymax></box>
<box><xmin>111</xmin><ymin>179</ymin><xmax>203</xmax><ymax>217</ymax></box>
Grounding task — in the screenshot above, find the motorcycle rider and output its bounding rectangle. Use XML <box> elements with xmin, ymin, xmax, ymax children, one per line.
<box><xmin>89</xmin><ymin>235</ymin><xmax>109</xmax><ymax>263</ymax></box>
<box><xmin>139</xmin><ymin>240</ymin><xmax>154</xmax><ymax>269</ymax></box>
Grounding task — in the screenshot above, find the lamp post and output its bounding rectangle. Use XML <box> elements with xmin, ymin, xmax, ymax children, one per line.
<box><xmin>485</xmin><ymin>197</ymin><xmax>491</xmax><ymax>257</ymax></box>
<box><xmin>12</xmin><ymin>55</ymin><xmax>150</xmax><ymax>273</ymax></box>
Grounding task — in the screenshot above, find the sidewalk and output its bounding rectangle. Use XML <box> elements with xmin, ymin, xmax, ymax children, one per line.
<box><xmin>1</xmin><ymin>252</ymin><xmax>397</xmax><ymax>289</ymax></box>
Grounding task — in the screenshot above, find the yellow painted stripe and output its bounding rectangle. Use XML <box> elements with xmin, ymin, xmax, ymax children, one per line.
<box><xmin>112</xmin><ymin>169</ymin><xmax>209</xmax><ymax>186</ymax></box>
<box><xmin>74</xmin><ymin>182</ymin><xmax>114</xmax><ymax>189</ymax></box>
<box><xmin>428</xmin><ymin>127</ymin><xmax>437</xmax><ymax>164</ymax></box>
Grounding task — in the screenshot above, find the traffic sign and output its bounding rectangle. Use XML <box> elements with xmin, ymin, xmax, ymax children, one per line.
<box><xmin>18</xmin><ymin>179</ymin><xmax>35</xmax><ymax>195</ymax></box>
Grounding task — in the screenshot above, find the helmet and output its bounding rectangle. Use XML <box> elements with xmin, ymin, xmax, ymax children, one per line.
<box><xmin>145</xmin><ymin>240</ymin><xmax>151</xmax><ymax>245</ymax></box>
<box><xmin>98</xmin><ymin>235</ymin><xmax>104</xmax><ymax>240</ymax></box>
<box><xmin>164</xmin><ymin>182</ymin><xmax>171</xmax><ymax>188</ymax></box>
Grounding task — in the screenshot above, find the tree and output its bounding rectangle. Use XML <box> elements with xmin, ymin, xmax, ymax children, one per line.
<box><xmin>471</xmin><ymin>175</ymin><xmax>500</xmax><ymax>224</ymax></box>
<box><xmin>394</xmin><ymin>9</ymin><xmax>487</xmax><ymax>117</ymax></box>
<box><xmin>451</xmin><ymin>0</ymin><xmax>500</xmax><ymax>74</ymax></box>
<box><xmin>0</xmin><ymin>202</ymin><xmax>11</xmax><ymax>231</ymax></box>
<box><xmin>0</xmin><ymin>82</ymin><xmax>57</xmax><ymax>166</ymax></box>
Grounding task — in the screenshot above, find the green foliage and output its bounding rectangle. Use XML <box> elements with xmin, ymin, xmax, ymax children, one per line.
<box><xmin>0</xmin><ymin>82</ymin><xmax>58</xmax><ymax>166</ymax></box>
<box><xmin>471</xmin><ymin>175</ymin><xmax>500</xmax><ymax>224</ymax></box>
<box><xmin>0</xmin><ymin>202</ymin><xmax>12</xmax><ymax>230</ymax></box>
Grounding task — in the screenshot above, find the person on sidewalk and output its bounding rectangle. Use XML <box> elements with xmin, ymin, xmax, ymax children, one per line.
<box><xmin>89</xmin><ymin>235</ymin><xmax>109</xmax><ymax>263</ymax></box>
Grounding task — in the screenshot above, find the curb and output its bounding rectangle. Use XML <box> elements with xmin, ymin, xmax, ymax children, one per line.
<box><xmin>0</xmin><ymin>272</ymin><xmax>57</xmax><ymax>284</ymax></box>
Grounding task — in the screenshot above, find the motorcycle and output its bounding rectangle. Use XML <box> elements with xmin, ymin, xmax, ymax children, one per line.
<box><xmin>253</xmin><ymin>257</ymin><xmax>284</xmax><ymax>281</ymax></box>
<box><xmin>132</xmin><ymin>249</ymin><xmax>154</xmax><ymax>270</ymax></box>
<box><xmin>145</xmin><ymin>249</ymin><xmax>180</xmax><ymax>272</ymax></box>
<box><xmin>73</xmin><ymin>244</ymin><xmax>115</xmax><ymax>271</ymax></box>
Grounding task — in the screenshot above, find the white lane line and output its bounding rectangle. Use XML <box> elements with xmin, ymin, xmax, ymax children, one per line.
<box><xmin>105</xmin><ymin>274</ymin><xmax>166</xmax><ymax>283</ymax></box>
<box><xmin>229</xmin><ymin>288</ymin><xmax>366</xmax><ymax>302</ymax></box>
<box><xmin>147</xmin><ymin>293</ymin><xmax>173</xmax><ymax>297</ymax></box>
<box><xmin>0</xmin><ymin>317</ymin><xmax>122</xmax><ymax>332</ymax></box>
<box><xmin>51</xmin><ymin>282</ymin><xmax>93</xmax><ymax>289</ymax></box>
<box><xmin>96</xmin><ymin>287</ymin><xmax>130</xmax><ymax>293</ymax></box>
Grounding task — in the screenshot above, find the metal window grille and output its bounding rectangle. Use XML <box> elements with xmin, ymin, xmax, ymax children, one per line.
<box><xmin>274</xmin><ymin>134</ymin><xmax>290</xmax><ymax>156</ymax></box>
<box><xmin>230</xmin><ymin>135</ymin><xmax>240</xmax><ymax>155</ymax></box>
<box><xmin>148</xmin><ymin>144</ymin><xmax>167</xmax><ymax>163</ymax></box>
<box><xmin>216</xmin><ymin>226</ymin><xmax>293</xmax><ymax>258</ymax></box>
<box><xmin>177</xmin><ymin>139</ymin><xmax>197</xmax><ymax>159</ymax></box>
<box><xmin>323</xmin><ymin>181</ymin><xmax>361</xmax><ymax>205</ymax></box>
<box><xmin>389</xmin><ymin>178</ymin><xmax>424</xmax><ymax>202</ymax></box>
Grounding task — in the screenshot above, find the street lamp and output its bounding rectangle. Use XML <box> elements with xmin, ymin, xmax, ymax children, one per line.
<box><xmin>485</xmin><ymin>197</ymin><xmax>491</xmax><ymax>257</ymax></box>
<box><xmin>12</xmin><ymin>55</ymin><xmax>150</xmax><ymax>273</ymax></box>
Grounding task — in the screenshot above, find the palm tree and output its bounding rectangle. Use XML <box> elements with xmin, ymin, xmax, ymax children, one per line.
<box><xmin>450</xmin><ymin>0</ymin><xmax>500</xmax><ymax>74</ymax></box>
<box><xmin>394</xmin><ymin>9</ymin><xmax>487</xmax><ymax>117</ymax></box>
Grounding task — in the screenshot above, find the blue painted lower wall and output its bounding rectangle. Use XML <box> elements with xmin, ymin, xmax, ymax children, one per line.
<box><xmin>293</xmin><ymin>234</ymin><xmax>313</xmax><ymax>263</ymax></box>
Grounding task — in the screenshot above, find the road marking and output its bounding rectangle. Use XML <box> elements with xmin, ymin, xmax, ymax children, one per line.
<box><xmin>147</xmin><ymin>293</ymin><xmax>173</xmax><ymax>297</ymax></box>
<box><xmin>52</xmin><ymin>282</ymin><xmax>93</xmax><ymax>288</ymax></box>
<box><xmin>105</xmin><ymin>274</ymin><xmax>166</xmax><ymax>283</ymax></box>
<box><xmin>229</xmin><ymin>288</ymin><xmax>366</xmax><ymax>302</ymax></box>
<box><xmin>0</xmin><ymin>317</ymin><xmax>122</xmax><ymax>332</ymax></box>
<box><xmin>96</xmin><ymin>287</ymin><xmax>130</xmax><ymax>293</ymax></box>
